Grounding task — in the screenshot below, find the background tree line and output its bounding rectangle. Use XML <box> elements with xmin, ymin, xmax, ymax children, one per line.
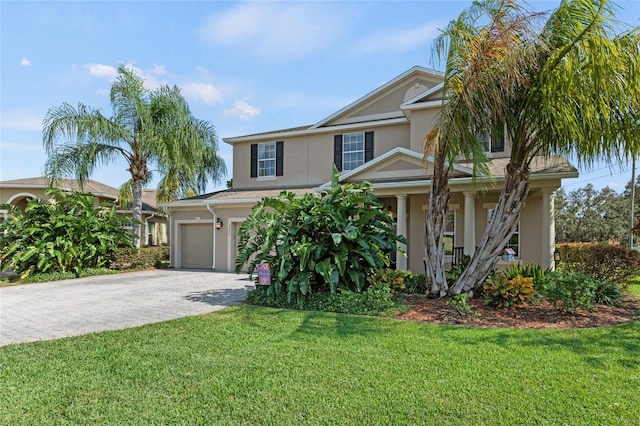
<box><xmin>555</xmin><ymin>177</ymin><xmax>640</xmax><ymax>244</ymax></box>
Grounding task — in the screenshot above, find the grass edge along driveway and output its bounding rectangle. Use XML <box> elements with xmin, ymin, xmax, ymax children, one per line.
<box><xmin>1</xmin><ymin>305</ymin><xmax>639</xmax><ymax>425</ymax></box>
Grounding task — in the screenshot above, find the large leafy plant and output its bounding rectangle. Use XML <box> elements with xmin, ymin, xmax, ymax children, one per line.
<box><xmin>235</xmin><ymin>168</ymin><xmax>406</xmax><ymax>305</ymax></box>
<box><xmin>0</xmin><ymin>189</ymin><xmax>135</xmax><ymax>278</ymax></box>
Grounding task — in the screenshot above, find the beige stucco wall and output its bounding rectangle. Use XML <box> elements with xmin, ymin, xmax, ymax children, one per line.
<box><xmin>168</xmin><ymin>204</ymin><xmax>253</xmax><ymax>272</ymax></box>
<box><xmin>232</xmin><ymin>123</ymin><xmax>411</xmax><ymax>190</ymax></box>
<box><xmin>408</xmin><ymin>109</ymin><xmax>439</xmax><ymax>152</ymax></box>
<box><xmin>333</xmin><ymin>78</ymin><xmax>441</xmax><ymax>124</ymax></box>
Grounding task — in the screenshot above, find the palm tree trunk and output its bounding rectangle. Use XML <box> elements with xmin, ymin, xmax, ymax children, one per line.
<box><xmin>131</xmin><ymin>178</ymin><xmax>143</xmax><ymax>249</ymax></box>
<box><xmin>425</xmin><ymin>149</ymin><xmax>450</xmax><ymax>297</ymax></box>
<box><xmin>450</xmin><ymin>163</ymin><xmax>530</xmax><ymax>294</ymax></box>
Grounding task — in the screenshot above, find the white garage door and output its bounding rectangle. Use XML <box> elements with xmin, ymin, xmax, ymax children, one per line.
<box><xmin>181</xmin><ymin>223</ymin><xmax>213</xmax><ymax>269</ymax></box>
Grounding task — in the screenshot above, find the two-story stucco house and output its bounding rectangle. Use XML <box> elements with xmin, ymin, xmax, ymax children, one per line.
<box><xmin>163</xmin><ymin>66</ymin><xmax>578</xmax><ymax>272</ymax></box>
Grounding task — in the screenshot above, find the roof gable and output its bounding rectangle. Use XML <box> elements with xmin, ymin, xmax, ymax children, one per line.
<box><xmin>318</xmin><ymin>148</ymin><xmax>472</xmax><ymax>188</ymax></box>
<box><xmin>311</xmin><ymin>66</ymin><xmax>444</xmax><ymax>129</ymax></box>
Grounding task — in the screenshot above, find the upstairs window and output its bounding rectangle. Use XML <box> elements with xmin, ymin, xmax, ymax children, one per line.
<box><xmin>258</xmin><ymin>142</ymin><xmax>276</xmax><ymax>177</ymax></box>
<box><xmin>342</xmin><ymin>132</ymin><xmax>364</xmax><ymax>171</ymax></box>
<box><xmin>478</xmin><ymin>124</ymin><xmax>505</xmax><ymax>153</ymax></box>
<box><xmin>333</xmin><ymin>131</ymin><xmax>374</xmax><ymax>172</ymax></box>
<box><xmin>251</xmin><ymin>141</ymin><xmax>283</xmax><ymax>178</ymax></box>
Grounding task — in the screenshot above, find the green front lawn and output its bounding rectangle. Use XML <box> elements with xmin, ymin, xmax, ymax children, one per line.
<box><xmin>1</xmin><ymin>306</ymin><xmax>639</xmax><ymax>425</ymax></box>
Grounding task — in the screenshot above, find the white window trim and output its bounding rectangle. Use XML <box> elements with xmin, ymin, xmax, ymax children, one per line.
<box><xmin>487</xmin><ymin>207</ymin><xmax>520</xmax><ymax>258</ymax></box>
<box><xmin>444</xmin><ymin>209</ymin><xmax>456</xmax><ymax>257</ymax></box>
<box><xmin>342</xmin><ymin>132</ymin><xmax>365</xmax><ymax>171</ymax></box>
<box><xmin>258</xmin><ymin>142</ymin><xmax>276</xmax><ymax>178</ymax></box>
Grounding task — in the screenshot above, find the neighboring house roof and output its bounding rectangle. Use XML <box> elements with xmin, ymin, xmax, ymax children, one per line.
<box><xmin>0</xmin><ymin>177</ymin><xmax>162</xmax><ymax>212</ymax></box>
<box><xmin>0</xmin><ymin>177</ymin><xmax>119</xmax><ymax>200</ymax></box>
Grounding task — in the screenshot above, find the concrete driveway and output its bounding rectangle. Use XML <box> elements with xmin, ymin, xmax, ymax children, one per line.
<box><xmin>0</xmin><ymin>269</ymin><xmax>254</xmax><ymax>347</ymax></box>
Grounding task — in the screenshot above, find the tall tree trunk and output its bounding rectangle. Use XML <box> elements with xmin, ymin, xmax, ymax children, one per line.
<box><xmin>131</xmin><ymin>178</ymin><xmax>143</xmax><ymax>250</ymax></box>
<box><xmin>450</xmin><ymin>163</ymin><xmax>530</xmax><ymax>294</ymax></box>
<box><xmin>425</xmin><ymin>147</ymin><xmax>451</xmax><ymax>297</ymax></box>
<box><xmin>129</xmin><ymin>152</ymin><xmax>147</xmax><ymax>250</ymax></box>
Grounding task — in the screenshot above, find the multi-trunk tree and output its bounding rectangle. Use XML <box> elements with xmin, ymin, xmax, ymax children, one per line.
<box><xmin>424</xmin><ymin>0</ymin><xmax>640</xmax><ymax>296</ymax></box>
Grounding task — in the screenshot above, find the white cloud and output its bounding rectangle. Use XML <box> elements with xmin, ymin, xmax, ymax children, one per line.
<box><xmin>20</xmin><ymin>58</ymin><xmax>31</xmax><ymax>66</ymax></box>
<box><xmin>199</xmin><ymin>3</ymin><xmax>349</xmax><ymax>60</ymax></box>
<box><xmin>350</xmin><ymin>22</ymin><xmax>443</xmax><ymax>55</ymax></box>
<box><xmin>84</xmin><ymin>63</ymin><xmax>168</xmax><ymax>90</ymax></box>
<box><xmin>224</xmin><ymin>100</ymin><xmax>260</xmax><ymax>120</ymax></box>
<box><xmin>85</xmin><ymin>63</ymin><xmax>118</xmax><ymax>79</ymax></box>
<box><xmin>182</xmin><ymin>83</ymin><xmax>223</xmax><ymax>105</ymax></box>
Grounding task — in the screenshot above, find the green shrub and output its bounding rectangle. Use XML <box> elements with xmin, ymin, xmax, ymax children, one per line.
<box><xmin>557</xmin><ymin>243</ymin><xmax>640</xmax><ymax>284</ymax></box>
<box><xmin>236</xmin><ymin>167</ymin><xmax>406</xmax><ymax>305</ymax></box>
<box><xmin>483</xmin><ymin>273</ymin><xmax>536</xmax><ymax>308</ymax></box>
<box><xmin>538</xmin><ymin>271</ymin><xmax>599</xmax><ymax>313</ymax></box>
<box><xmin>446</xmin><ymin>293</ymin><xmax>479</xmax><ymax>316</ymax></box>
<box><xmin>446</xmin><ymin>255</ymin><xmax>471</xmax><ymax>285</ymax></box>
<box><xmin>403</xmin><ymin>272</ymin><xmax>427</xmax><ymax>294</ymax></box>
<box><xmin>245</xmin><ymin>284</ymin><xmax>403</xmax><ymax>317</ymax></box>
<box><xmin>110</xmin><ymin>246</ymin><xmax>169</xmax><ymax>270</ymax></box>
<box><xmin>0</xmin><ymin>189</ymin><xmax>135</xmax><ymax>278</ymax></box>
<box><xmin>21</xmin><ymin>268</ymin><xmax>118</xmax><ymax>283</ymax></box>
<box><xmin>593</xmin><ymin>280</ymin><xmax>624</xmax><ymax>307</ymax></box>
<box><xmin>501</xmin><ymin>262</ymin><xmax>545</xmax><ymax>283</ymax></box>
<box><xmin>367</xmin><ymin>269</ymin><xmax>406</xmax><ymax>293</ymax></box>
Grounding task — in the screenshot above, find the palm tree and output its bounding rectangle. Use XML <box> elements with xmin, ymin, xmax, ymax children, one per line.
<box><xmin>426</xmin><ymin>0</ymin><xmax>639</xmax><ymax>296</ymax></box>
<box><xmin>424</xmin><ymin>0</ymin><xmax>538</xmax><ymax>296</ymax></box>
<box><xmin>43</xmin><ymin>65</ymin><xmax>226</xmax><ymax>248</ymax></box>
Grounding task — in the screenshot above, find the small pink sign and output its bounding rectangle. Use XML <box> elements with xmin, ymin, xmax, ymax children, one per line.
<box><xmin>256</xmin><ymin>263</ymin><xmax>271</xmax><ymax>285</ymax></box>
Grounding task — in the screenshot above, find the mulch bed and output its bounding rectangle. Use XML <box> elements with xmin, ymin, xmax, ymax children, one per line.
<box><xmin>398</xmin><ymin>295</ymin><xmax>640</xmax><ymax>329</ymax></box>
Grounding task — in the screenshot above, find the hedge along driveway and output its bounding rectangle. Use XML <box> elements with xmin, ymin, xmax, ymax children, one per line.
<box><xmin>0</xmin><ymin>269</ymin><xmax>253</xmax><ymax>346</ymax></box>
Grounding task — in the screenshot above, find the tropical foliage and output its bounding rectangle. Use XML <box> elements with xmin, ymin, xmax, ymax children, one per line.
<box><xmin>555</xmin><ymin>184</ymin><xmax>630</xmax><ymax>243</ymax></box>
<box><xmin>0</xmin><ymin>189</ymin><xmax>134</xmax><ymax>278</ymax></box>
<box><xmin>425</xmin><ymin>0</ymin><xmax>639</xmax><ymax>296</ymax></box>
<box><xmin>235</xmin><ymin>168</ymin><xmax>406</xmax><ymax>305</ymax></box>
<box><xmin>556</xmin><ymin>242</ymin><xmax>640</xmax><ymax>284</ymax></box>
<box><xmin>42</xmin><ymin>65</ymin><xmax>225</xmax><ymax>247</ymax></box>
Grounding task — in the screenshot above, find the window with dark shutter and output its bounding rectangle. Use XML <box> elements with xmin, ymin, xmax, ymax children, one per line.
<box><xmin>334</xmin><ymin>135</ymin><xmax>343</xmax><ymax>171</ymax></box>
<box><xmin>364</xmin><ymin>131</ymin><xmax>374</xmax><ymax>162</ymax></box>
<box><xmin>334</xmin><ymin>132</ymin><xmax>374</xmax><ymax>172</ymax></box>
<box><xmin>276</xmin><ymin>141</ymin><xmax>284</xmax><ymax>176</ymax></box>
<box><xmin>250</xmin><ymin>144</ymin><xmax>258</xmax><ymax>178</ymax></box>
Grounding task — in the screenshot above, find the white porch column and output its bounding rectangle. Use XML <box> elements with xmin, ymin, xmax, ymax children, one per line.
<box><xmin>396</xmin><ymin>194</ymin><xmax>408</xmax><ymax>270</ymax></box>
<box><xmin>542</xmin><ymin>188</ymin><xmax>555</xmax><ymax>270</ymax></box>
<box><xmin>463</xmin><ymin>191</ymin><xmax>476</xmax><ymax>256</ymax></box>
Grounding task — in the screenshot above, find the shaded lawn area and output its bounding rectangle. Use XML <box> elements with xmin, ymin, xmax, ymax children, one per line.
<box><xmin>1</xmin><ymin>306</ymin><xmax>639</xmax><ymax>425</ymax></box>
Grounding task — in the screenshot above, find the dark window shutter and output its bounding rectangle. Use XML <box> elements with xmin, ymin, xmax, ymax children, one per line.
<box><xmin>334</xmin><ymin>135</ymin><xmax>343</xmax><ymax>171</ymax></box>
<box><xmin>250</xmin><ymin>144</ymin><xmax>258</xmax><ymax>178</ymax></box>
<box><xmin>276</xmin><ymin>141</ymin><xmax>284</xmax><ymax>176</ymax></box>
<box><xmin>364</xmin><ymin>131</ymin><xmax>374</xmax><ymax>162</ymax></box>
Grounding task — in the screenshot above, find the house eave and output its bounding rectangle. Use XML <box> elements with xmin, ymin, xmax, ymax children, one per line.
<box><xmin>223</xmin><ymin>117</ymin><xmax>409</xmax><ymax>144</ymax></box>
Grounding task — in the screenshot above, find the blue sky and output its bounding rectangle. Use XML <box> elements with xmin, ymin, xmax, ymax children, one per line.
<box><xmin>1</xmin><ymin>0</ymin><xmax>638</xmax><ymax>194</ymax></box>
